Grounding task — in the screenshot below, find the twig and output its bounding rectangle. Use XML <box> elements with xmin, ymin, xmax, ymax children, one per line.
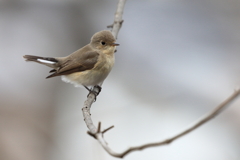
<box><xmin>108</xmin><ymin>0</ymin><xmax>126</xmax><ymax>39</ymax></box>
<box><xmin>81</xmin><ymin>0</ymin><xmax>240</xmax><ymax>158</ymax></box>
<box><xmin>82</xmin><ymin>0</ymin><xmax>126</xmax><ymax>134</ymax></box>
<box><xmin>114</xmin><ymin>89</ymin><xmax>240</xmax><ymax>157</ymax></box>
<box><xmin>83</xmin><ymin>89</ymin><xmax>240</xmax><ymax>158</ymax></box>
<box><xmin>82</xmin><ymin>87</ymin><xmax>99</xmax><ymax>133</ymax></box>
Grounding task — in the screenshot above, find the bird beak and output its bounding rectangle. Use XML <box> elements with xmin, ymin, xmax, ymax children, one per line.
<box><xmin>112</xmin><ymin>43</ymin><xmax>119</xmax><ymax>46</ymax></box>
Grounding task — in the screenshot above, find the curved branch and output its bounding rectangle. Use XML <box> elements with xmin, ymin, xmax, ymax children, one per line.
<box><xmin>81</xmin><ymin>0</ymin><xmax>240</xmax><ymax>158</ymax></box>
<box><xmin>82</xmin><ymin>0</ymin><xmax>126</xmax><ymax>134</ymax></box>
<box><xmin>83</xmin><ymin>89</ymin><xmax>240</xmax><ymax>158</ymax></box>
<box><xmin>115</xmin><ymin>89</ymin><xmax>240</xmax><ymax>157</ymax></box>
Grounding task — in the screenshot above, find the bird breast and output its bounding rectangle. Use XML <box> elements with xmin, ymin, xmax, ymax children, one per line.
<box><xmin>61</xmin><ymin>54</ymin><xmax>115</xmax><ymax>87</ymax></box>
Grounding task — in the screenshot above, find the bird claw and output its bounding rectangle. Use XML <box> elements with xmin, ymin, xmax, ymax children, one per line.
<box><xmin>94</xmin><ymin>85</ymin><xmax>102</xmax><ymax>94</ymax></box>
<box><xmin>86</xmin><ymin>85</ymin><xmax>102</xmax><ymax>101</ymax></box>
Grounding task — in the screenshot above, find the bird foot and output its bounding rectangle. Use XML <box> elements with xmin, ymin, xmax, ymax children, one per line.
<box><xmin>85</xmin><ymin>85</ymin><xmax>102</xmax><ymax>101</ymax></box>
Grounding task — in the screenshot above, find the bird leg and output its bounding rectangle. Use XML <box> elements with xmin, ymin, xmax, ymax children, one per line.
<box><xmin>84</xmin><ymin>85</ymin><xmax>91</xmax><ymax>92</ymax></box>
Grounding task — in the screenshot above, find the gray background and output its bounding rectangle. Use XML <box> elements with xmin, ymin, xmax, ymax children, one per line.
<box><xmin>1</xmin><ymin>0</ymin><xmax>240</xmax><ymax>160</ymax></box>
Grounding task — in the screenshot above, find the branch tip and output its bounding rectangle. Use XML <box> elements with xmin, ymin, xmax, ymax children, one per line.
<box><xmin>97</xmin><ymin>122</ymin><xmax>101</xmax><ymax>133</ymax></box>
<box><xmin>102</xmin><ymin>125</ymin><xmax>114</xmax><ymax>134</ymax></box>
<box><xmin>107</xmin><ymin>24</ymin><xmax>113</xmax><ymax>28</ymax></box>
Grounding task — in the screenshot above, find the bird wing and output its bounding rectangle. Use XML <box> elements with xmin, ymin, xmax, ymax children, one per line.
<box><xmin>46</xmin><ymin>51</ymin><xmax>99</xmax><ymax>78</ymax></box>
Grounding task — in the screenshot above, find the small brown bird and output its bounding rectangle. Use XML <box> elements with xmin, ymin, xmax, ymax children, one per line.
<box><xmin>23</xmin><ymin>30</ymin><xmax>119</xmax><ymax>94</ymax></box>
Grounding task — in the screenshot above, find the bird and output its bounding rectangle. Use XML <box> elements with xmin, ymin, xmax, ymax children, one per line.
<box><xmin>23</xmin><ymin>30</ymin><xmax>119</xmax><ymax>96</ymax></box>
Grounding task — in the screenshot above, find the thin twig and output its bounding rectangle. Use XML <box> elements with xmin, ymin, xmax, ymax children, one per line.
<box><xmin>84</xmin><ymin>89</ymin><xmax>240</xmax><ymax>158</ymax></box>
<box><xmin>82</xmin><ymin>88</ymin><xmax>98</xmax><ymax>133</ymax></box>
<box><xmin>82</xmin><ymin>0</ymin><xmax>126</xmax><ymax>134</ymax></box>
<box><xmin>115</xmin><ymin>89</ymin><xmax>240</xmax><ymax>157</ymax></box>
<box><xmin>102</xmin><ymin>125</ymin><xmax>114</xmax><ymax>134</ymax></box>
<box><xmin>81</xmin><ymin>0</ymin><xmax>240</xmax><ymax>158</ymax></box>
<box><xmin>110</xmin><ymin>0</ymin><xmax>126</xmax><ymax>39</ymax></box>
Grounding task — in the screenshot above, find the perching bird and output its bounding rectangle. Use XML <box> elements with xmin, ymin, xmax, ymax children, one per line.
<box><xmin>23</xmin><ymin>30</ymin><xmax>119</xmax><ymax>95</ymax></box>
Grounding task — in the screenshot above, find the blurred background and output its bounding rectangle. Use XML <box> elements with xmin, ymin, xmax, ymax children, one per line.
<box><xmin>1</xmin><ymin>0</ymin><xmax>240</xmax><ymax>159</ymax></box>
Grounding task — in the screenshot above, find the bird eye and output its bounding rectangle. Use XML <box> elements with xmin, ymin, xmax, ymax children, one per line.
<box><xmin>101</xmin><ymin>41</ymin><xmax>106</xmax><ymax>45</ymax></box>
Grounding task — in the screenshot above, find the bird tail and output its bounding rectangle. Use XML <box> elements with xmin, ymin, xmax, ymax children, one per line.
<box><xmin>23</xmin><ymin>55</ymin><xmax>58</xmax><ymax>69</ymax></box>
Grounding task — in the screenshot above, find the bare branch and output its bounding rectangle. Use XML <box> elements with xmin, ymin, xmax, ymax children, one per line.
<box><xmin>81</xmin><ymin>0</ymin><xmax>240</xmax><ymax>158</ymax></box>
<box><xmin>109</xmin><ymin>0</ymin><xmax>126</xmax><ymax>39</ymax></box>
<box><xmin>82</xmin><ymin>88</ymin><xmax>98</xmax><ymax>133</ymax></box>
<box><xmin>82</xmin><ymin>0</ymin><xmax>126</xmax><ymax>134</ymax></box>
<box><xmin>83</xmin><ymin>87</ymin><xmax>240</xmax><ymax>158</ymax></box>
<box><xmin>115</xmin><ymin>89</ymin><xmax>240</xmax><ymax>157</ymax></box>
